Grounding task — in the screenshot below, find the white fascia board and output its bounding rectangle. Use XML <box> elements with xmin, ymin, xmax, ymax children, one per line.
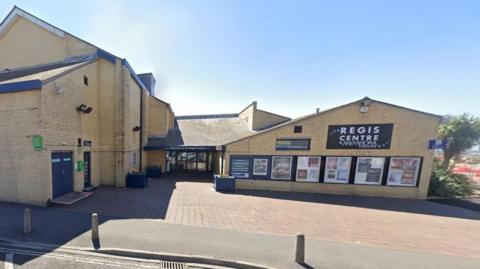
<box><xmin>0</xmin><ymin>7</ymin><xmax>65</xmax><ymax>39</ymax></box>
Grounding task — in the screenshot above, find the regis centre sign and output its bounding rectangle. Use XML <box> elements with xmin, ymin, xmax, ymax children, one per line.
<box><xmin>326</xmin><ymin>124</ymin><xmax>394</xmax><ymax>149</ymax></box>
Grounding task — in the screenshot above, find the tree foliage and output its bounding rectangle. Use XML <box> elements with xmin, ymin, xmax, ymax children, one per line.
<box><xmin>429</xmin><ymin>160</ymin><xmax>479</xmax><ymax>198</ymax></box>
<box><xmin>438</xmin><ymin>113</ymin><xmax>480</xmax><ymax>167</ymax></box>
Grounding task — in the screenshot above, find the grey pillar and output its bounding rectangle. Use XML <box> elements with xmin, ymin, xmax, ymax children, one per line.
<box><xmin>23</xmin><ymin>208</ymin><xmax>31</xmax><ymax>234</ymax></box>
<box><xmin>91</xmin><ymin>213</ymin><xmax>99</xmax><ymax>240</ymax></box>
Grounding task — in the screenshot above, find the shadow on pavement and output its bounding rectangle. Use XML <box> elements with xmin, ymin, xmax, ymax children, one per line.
<box><xmin>0</xmin><ymin>173</ymin><xmax>211</xmax><ymax>266</ymax></box>
<box><xmin>234</xmin><ymin>189</ymin><xmax>480</xmax><ymax>220</ymax></box>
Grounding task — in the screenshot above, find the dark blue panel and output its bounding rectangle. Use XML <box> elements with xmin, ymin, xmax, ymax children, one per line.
<box><xmin>0</xmin><ymin>80</ymin><xmax>42</xmax><ymax>93</ymax></box>
<box><xmin>51</xmin><ymin>152</ymin><xmax>74</xmax><ymax>198</ymax></box>
<box><xmin>96</xmin><ymin>49</ymin><xmax>117</xmax><ymax>64</ymax></box>
<box><xmin>121</xmin><ymin>59</ymin><xmax>147</xmax><ymax>90</ymax></box>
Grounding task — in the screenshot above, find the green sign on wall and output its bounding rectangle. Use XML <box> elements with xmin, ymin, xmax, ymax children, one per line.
<box><xmin>32</xmin><ymin>135</ymin><xmax>43</xmax><ymax>151</ymax></box>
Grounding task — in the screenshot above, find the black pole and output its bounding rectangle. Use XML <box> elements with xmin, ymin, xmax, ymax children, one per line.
<box><xmin>139</xmin><ymin>89</ymin><xmax>143</xmax><ymax>172</ymax></box>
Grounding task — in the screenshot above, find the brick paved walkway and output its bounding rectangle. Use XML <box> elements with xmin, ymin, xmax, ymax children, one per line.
<box><xmin>64</xmin><ymin>173</ymin><xmax>480</xmax><ymax>258</ymax></box>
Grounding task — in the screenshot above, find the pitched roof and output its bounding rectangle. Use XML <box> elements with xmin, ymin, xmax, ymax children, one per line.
<box><xmin>0</xmin><ymin>55</ymin><xmax>95</xmax><ymax>94</ymax></box>
<box><xmin>225</xmin><ymin>97</ymin><xmax>443</xmax><ymax>145</ymax></box>
<box><xmin>0</xmin><ymin>6</ymin><xmax>148</xmax><ymax>91</ymax></box>
<box><xmin>175</xmin><ymin>115</ymin><xmax>256</xmax><ymax>146</ymax></box>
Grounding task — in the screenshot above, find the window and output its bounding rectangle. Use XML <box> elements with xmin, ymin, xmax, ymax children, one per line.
<box><xmin>276</xmin><ymin>138</ymin><xmax>310</xmax><ymax>150</ymax></box>
<box><xmin>386</xmin><ymin>157</ymin><xmax>421</xmax><ymax>186</ymax></box>
<box><xmin>83</xmin><ymin>75</ymin><xmax>88</xmax><ymax>86</ymax></box>
<box><xmin>294</xmin><ymin>125</ymin><xmax>303</xmax><ymax>133</ymax></box>
<box><xmin>354</xmin><ymin>157</ymin><xmax>385</xmax><ymax>185</ymax></box>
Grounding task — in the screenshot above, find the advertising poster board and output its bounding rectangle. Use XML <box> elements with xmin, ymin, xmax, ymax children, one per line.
<box><xmin>323</xmin><ymin>157</ymin><xmax>352</xmax><ymax>184</ymax></box>
<box><xmin>326</xmin><ymin>124</ymin><xmax>393</xmax><ymax>149</ymax></box>
<box><xmin>296</xmin><ymin>156</ymin><xmax>321</xmax><ymax>182</ymax></box>
<box><xmin>253</xmin><ymin>158</ymin><xmax>268</xmax><ymax>176</ymax></box>
<box><xmin>231</xmin><ymin>158</ymin><xmax>250</xmax><ymax>178</ymax></box>
<box><xmin>271</xmin><ymin>156</ymin><xmax>293</xmax><ymax>180</ymax></box>
<box><xmin>354</xmin><ymin>157</ymin><xmax>385</xmax><ymax>185</ymax></box>
<box><xmin>387</xmin><ymin>157</ymin><xmax>421</xmax><ymax>186</ymax></box>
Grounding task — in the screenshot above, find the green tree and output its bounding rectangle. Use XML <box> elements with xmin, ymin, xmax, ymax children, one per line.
<box><xmin>438</xmin><ymin>114</ymin><xmax>480</xmax><ymax>168</ymax></box>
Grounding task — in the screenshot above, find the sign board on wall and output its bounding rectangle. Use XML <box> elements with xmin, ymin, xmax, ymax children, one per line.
<box><xmin>296</xmin><ymin>156</ymin><xmax>321</xmax><ymax>182</ymax></box>
<box><xmin>231</xmin><ymin>158</ymin><xmax>250</xmax><ymax>178</ymax></box>
<box><xmin>428</xmin><ymin>139</ymin><xmax>448</xmax><ymax>149</ymax></box>
<box><xmin>326</xmin><ymin>124</ymin><xmax>393</xmax><ymax>149</ymax></box>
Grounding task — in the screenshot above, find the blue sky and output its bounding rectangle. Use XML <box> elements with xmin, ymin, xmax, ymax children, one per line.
<box><xmin>1</xmin><ymin>1</ymin><xmax>479</xmax><ymax>117</ymax></box>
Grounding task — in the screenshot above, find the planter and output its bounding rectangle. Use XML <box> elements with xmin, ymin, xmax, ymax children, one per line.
<box><xmin>214</xmin><ymin>175</ymin><xmax>235</xmax><ymax>192</ymax></box>
<box><xmin>126</xmin><ymin>172</ymin><xmax>148</xmax><ymax>188</ymax></box>
<box><xmin>147</xmin><ymin>166</ymin><xmax>162</xmax><ymax>178</ymax></box>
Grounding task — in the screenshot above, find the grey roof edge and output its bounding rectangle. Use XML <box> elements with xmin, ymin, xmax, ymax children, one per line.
<box><xmin>0</xmin><ymin>53</ymin><xmax>97</xmax><ymax>81</ymax></box>
<box><xmin>1</xmin><ymin>6</ymin><xmax>149</xmax><ymax>91</ymax></box>
<box><xmin>175</xmin><ymin>113</ymin><xmax>239</xmax><ymax>120</ymax></box>
<box><xmin>42</xmin><ymin>60</ymin><xmax>96</xmax><ymax>85</ymax></box>
<box><xmin>367</xmin><ymin>97</ymin><xmax>443</xmax><ymax>120</ymax></box>
<box><xmin>224</xmin><ymin>97</ymin><xmax>443</xmax><ymax>146</ymax></box>
<box><xmin>3</xmin><ymin>6</ymin><xmax>104</xmax><ymax>56</ymax></box>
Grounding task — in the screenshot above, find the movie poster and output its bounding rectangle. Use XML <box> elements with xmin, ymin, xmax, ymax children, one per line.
<box><xmin>387</xmin><ymin>157</ymin><xmax>421</xmax><ymax>186</ymax></box>
<box><xmin>271</xmin><ymin>156</ymin><xmax>293</xmax><ymax>180</ymax></box>
<box><xmin>354</xmin><ymin>157</ymin><xmax>385</xmax><ymax>185</ymax></box>
<box><xmin>296</xmin><ymin>156</ymin><xmax>321</xmax><ymax>182</ymax></box>
<box><xmin>323</xmin><ymin>157</ymin><xmax>352</xmax><ymax>184</ymax></box>
<box><xmin>253</xmin><ymin>158</ymin><xmax>268</xmax><ymax>176</ymax></box>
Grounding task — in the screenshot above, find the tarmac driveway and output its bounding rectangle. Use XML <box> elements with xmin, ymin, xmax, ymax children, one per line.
<box><xmin>63</xmin><ymin>173</ymin><xmax>480</xmax><ymax>259</ymax></box>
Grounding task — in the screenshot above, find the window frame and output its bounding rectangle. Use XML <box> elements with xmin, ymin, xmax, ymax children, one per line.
<box><xmin>275</xmin><ymin>138</ymin><xmax>311</xmax><ymax>151</ymax></box>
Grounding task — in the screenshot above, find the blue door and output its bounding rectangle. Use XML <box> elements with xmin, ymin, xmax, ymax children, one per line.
<box><xmin>51</xmin><ymin>152</ymin><xmax>74</xmax><ymax>199</ymax></box>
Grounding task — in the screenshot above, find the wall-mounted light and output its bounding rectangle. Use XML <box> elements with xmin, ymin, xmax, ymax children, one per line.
<box><xmin>359</xmin><ymin>99</ymin><xmax>372</xmax><ymax>113</ymax></box>
<box><xmin>132</xmin><ymin>126</ymin><xmax>141</xmax><ymax>132</ymax></box>
<box><xmin>77</xmin><ymin>104</ymin><xmax>93</xmax><ymax>114</ymax></box>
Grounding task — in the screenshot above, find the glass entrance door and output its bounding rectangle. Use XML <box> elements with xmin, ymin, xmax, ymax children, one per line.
<box><xmin>172</xmin><ymin>151</ymin><xmax>213</xmax><ymax>172</ymax></box>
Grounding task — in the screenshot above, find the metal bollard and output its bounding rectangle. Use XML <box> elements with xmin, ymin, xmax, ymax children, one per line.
<box><xmin>24</xmin><ymin>208</ymin><xmax>31</xmax><ymax>234</ymax></box>
<box><xmin>295</xmin><ymin>233</ymin><xmax>305</xmax><ymax>263</ymax></box>
<box><xmin>91</xmin><ymin>213</ymin><xmax>99</xmax><ymax>240</ymax></box>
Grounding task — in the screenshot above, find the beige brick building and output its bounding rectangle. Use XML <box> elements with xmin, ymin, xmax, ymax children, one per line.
<box><xmin>0</xmin><ymin>7</ymin><xmax>442</xmax><ymax>205</ymax></box>
<box><xmin>225</xmin><ymin>99</ymin><xmax>442</xmax><ymax>199</ymax></box>
<box><xmin>0</xmin><ymin>7</ymin><xmax>170</xmax><ymax>206</ymax></box>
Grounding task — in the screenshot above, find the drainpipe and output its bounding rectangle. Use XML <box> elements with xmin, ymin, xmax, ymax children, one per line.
<box><xmin>221</xmin><ymin>145</ymin><xmax>226</xmax><ymax>174</ymax></box>
<box><xmin>139</xmin><ymin>89</ymin><xmax>143</xmax><ymax>172</ymax></box>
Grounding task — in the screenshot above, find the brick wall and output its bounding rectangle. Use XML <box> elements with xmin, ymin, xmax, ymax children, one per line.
<box><xmin>0</xmin><ymin>17</ymin><xmax>96</xmax><ymax>69</ymax></box>
<box><xmin>226</xmin><ymin>101</ymin><xmax>441</xmax><ymax>199</ymax></box>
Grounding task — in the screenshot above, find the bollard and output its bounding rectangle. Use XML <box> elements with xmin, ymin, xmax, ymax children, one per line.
<box><xmin>24</xmin><ymin>208</ymin><xmax>31</xmax><ymax>234</ymax></box>
<box><xmin>91</xmin><ymin>213</ymin><xmax>99</xmax><ymax>240</ymax></box>
<box><xmin>295</xmin><ymin>233</ymin><xmax>305</xmax><ymax>264</ymax></box>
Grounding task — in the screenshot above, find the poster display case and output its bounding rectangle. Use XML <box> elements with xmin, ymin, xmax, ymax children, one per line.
<box><xmin>253</xmin><ymin>158</ymin><xmax>268</xmax><ymax>176</ymax></box>
<box><xmin>387</xmin><ymin>157</ymin><xmax>421</xmax><ymax>186</ymax></box>
<box><xmin>324</xmin><ymin>157</ymin><xmax>352</xmax><ymax>184</ymax></box>
<box><xmin>271</xmin><ymin>156</ymin><xmax>293</xmax><ymax>180</ymax></box>
<box><xmin>296</xmin><ymin>156</ymin><xmax>321</xmax><ymax>182</ymax></box>
<box><xmin>354</xmin><ymin>157</ymin><xmax>385</xmax><ymax>185</ymax></box>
